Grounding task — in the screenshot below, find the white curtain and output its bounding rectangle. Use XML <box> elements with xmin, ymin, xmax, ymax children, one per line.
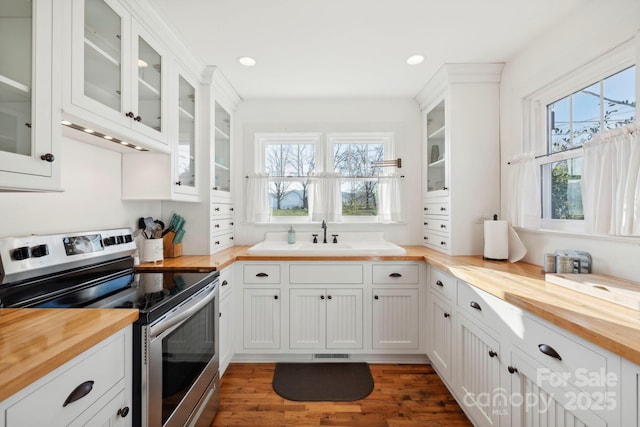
<box><xmin>245</xmin><ymin>173</ymin><xmax>271</xmax><ymax>223</ymax></box>
<box><xmin>582</xmin><ymin>125</ymin><xmax>640</xmax><ymax>236</ymax></box>
<box><xmin>507</xmin><ymin>153</ymin><xmax>540</xmax><ymax>228</ymax></box>
<box><xmin>309</xmin><ymin>173</ymin><xmax>342</xmax><ymax>222</ymax></box>
<box><xmin>378</xmin><ymin>173</ymin><xmax>405</xmax><ymax>223</ymax></box>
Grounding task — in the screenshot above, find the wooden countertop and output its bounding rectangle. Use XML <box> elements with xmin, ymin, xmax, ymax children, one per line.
<box><xmin>137</xmin><ymin>246</ymin><xmax>640</xmax><ymax>365</ymax></box>
<box><xmin>0</xmin><ymin>308</ymin><xmax>138</xmax><ymax>402</ymax></box>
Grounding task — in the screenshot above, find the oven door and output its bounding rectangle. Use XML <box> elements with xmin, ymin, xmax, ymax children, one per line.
<box><xmin>144</xmin><ymin>281</ymin><xmax>220</xmax><ymax>427</ymax></box>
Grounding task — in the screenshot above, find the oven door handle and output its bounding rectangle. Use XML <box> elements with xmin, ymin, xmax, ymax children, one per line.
<box><xmin>149</xmin><ymin>284</ymin><xmax>217</xmax><ymax>338</ymax></box>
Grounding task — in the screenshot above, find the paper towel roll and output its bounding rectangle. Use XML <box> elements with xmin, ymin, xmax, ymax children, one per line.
<box><xmin>484</xmin><ymin>220</ymin><xmax>509</xmax><ymax>260</ymax></box>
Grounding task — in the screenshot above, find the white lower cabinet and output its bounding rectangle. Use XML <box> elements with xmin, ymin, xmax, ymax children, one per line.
<box><xmin>431</xmin><ymin>275</ymin><xmax>623</xmax><ymax>427</ymax></box>
<box><xmin>218</xmin><ymin>267</ymin><xmax>234</xmax><ymax>375</ymax></box>
<box><xmin>371</xmin><ymin>288</ymin><xmax>419</xmax><ymax>350</ymax></box>
<box><xmin>289</xmin><ymin>288</ymin><xmax>363</xmax><ymax>350</ymax></box>
<box><xmin>0</xmin><ymin>326</ymin><xmax>132</xmax><ymax>427</ymax></box>
<box><xmin>454</xmin><ymin>311</ymin><xmax>505</xmax><ymax>426</ymax></box>
<box><xmin>242</xmin><ymin>287</ymin><xmax>281</xmax><ymax>350</ymax></box>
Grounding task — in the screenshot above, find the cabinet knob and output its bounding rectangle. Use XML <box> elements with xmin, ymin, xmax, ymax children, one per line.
<box><xmin>134</xmin><ymin>115</ymin><xmax>142</xmax><ymax>122</ymax></box>
<box><xmin>125</xmin><ymin>111</ymin><xmax>135</xmax><ymax>118</ymax></box>
<box><xmin>274</xmin><ymin>295</ymin><xmax>279</xmax><ymax>300</ymax></box>
<box><xmin>175</xmin><ymin>181</ymin><xmax>182</xmax><ymax>186</ymax></box>
<box><xmin>424</xmin><ymin>222</ymin><xmax>428</xmax><ymax>226</ymax></box>
<box><xmin>538</xmin><ymin>344</ymin><xmax>562</xmax><ymax>360</ymax></box>
<box><xmin>117</xmin><ymin>406</ymin><xmax>130</xmax><ymax>418</ymax></box>
<box><xmin>320</xmin><ymin>295</ymin><xmax>325</xmax><ymax>300</ymax></box>
<box><xmin>40</xmin><ymin>153</ymin><xmax>55</xmax><ymax>162</ymax></box>
<box><xmin>424</xmin><ymin>236</ymin><xmax>428</xmax><ymax>240</ymax></box>
<box><xmin>327</xmin><ymin>295</ymin><xmax>332</xmax><ymax>300</ymax></box>
<box><xmin>440</xmin><ymin>224</ymin><xmax>446</xmax><ymax>229</ymax></box>
<box><xmin>424</xmin><ymin>207</ymin><xmax>428</xmax><ymax>211</ymax></box>
<box><xmin>214</xmin><ymin>224</ymin><xmax>220</xmax><ymax>228</ymax></box>
<box><xmin>221</xmin><ymin>280</ymin><xmax>228</xmax><ymax>286</ymax></box>
<box><xmin>440</xmin><ymin>241</ymin><xmax>446</xmax><ymax>246</ymax></box>
<box><xmin>215</xmin><ymin>207</ymin><xmax>220</xmax><ymax>211</ymax></box>
<box><xmin>440</xmin><ymin>207</ymin><xmax>446</xmax><ymax>211</ymax></box>
<box><xmin>230</xmin><ymin>208</ymin><xmax>234</xmax><ymax>211</ymax></box>
<box><xmin>488</xmin><ymin>350</ymin><xmax>497</xmax><ymax>358</ymax></box>
<box><xmin>442</xmin><ymin>186</ymin><xmax>448</xmax><ymax>191</ymax></box>
<box><xmin>213</xmin><ymin>186</ymin><xmax>219</xmax><ymax>190</ymax></box>
<box><xmin>507</xmin><ymin>366</ymin><xmax>518</xmax><ymax>374</ymax></box>
<box><xmin>470</xmin><ymin>301</ymin><xmax>482</xmax><ymax>311</ymax></box>
<box><xmin>443</xmin><ymin>312</ymin><xmax>450</xmax><ymax>318</ymax></box>
<box><xmin>374</xmin><ymin>295</ymin><xmax>379</xmax><ymax>300</ymax></box>
<box><xmin>435</xmin><ymin>280</ymin><xmax>444</xmax><ymax>287</ymax></box>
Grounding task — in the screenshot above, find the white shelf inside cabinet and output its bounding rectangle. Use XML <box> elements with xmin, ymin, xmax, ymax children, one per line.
<box><xmin>178</xmin><ymin>106</ymin><xmax>194</xmax><ymax>121</ymax></box>
<box><xmin>428</xmin><ymin>125</ymin><xmax>445</xmax><ymax>139</ymax></box>
<box><xmin>0</xmin><ymin>75</ymin><xmax>30</xmax><ymax>97</ymax></box>
<box><xmin>215</xmin><ymin>162</ymin><xmax>229</xmax><ymax>171</ymax></box>
<box><xmin>137</xmin><ymin>76</ymin><xmax>160</xmax><ymax>97</ymax></box>
<box><xmin>215</xmin><ymin>127</ymin><xmax>230</xmax><ymax>140</ymax></box>
<box><xmin>428</xmin><ymin>158</ymin><xmax>445</xmax><ymax>168</ymax></box>
<box><xmin>84</xmin><ymin>38</ymin><xmax>119</xmax><ymax>66</ymax></box>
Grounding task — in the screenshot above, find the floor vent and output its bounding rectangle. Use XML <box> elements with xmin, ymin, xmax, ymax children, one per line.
<box><xmin>313</xmin><ymin>353</ymin><xmax>350</xmax><ymax>359</ymax></box>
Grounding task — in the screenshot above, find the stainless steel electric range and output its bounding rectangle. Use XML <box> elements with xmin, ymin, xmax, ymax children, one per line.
<box><xmin>0</xmin><ymin>228</ymin><xmax>220</xmax><ymax>427</ymax></box>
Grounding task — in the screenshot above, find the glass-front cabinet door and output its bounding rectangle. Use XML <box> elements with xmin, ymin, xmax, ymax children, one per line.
<box><xmin>425</xmin><ymin>99</ymin><xmax>448</xmax><ymax>196</ymax></box>
<box><xmin>175</xmin><ymin>70</ymin><xmax>197</xmax><ymax>195</ymax></box>
<box><xmin>0</xmin><ymin>0</ymin><xmax>58</xmax><ymax>189</ymax></box>
<box><xmin>69</xmin><ymin>0</ymin><xmax>167</xmax><ymax>145</ymax></box>
<box><xmin>213</xmin><ymin>101</ymin><xmax>231</xmax><ymax>194</ymax></box>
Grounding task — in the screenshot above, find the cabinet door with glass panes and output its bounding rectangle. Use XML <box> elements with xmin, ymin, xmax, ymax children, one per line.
<box><xmin>173</xmin><ymin>65</ymin><xmax>198</xmax><ymax>196</ymax></box>
<box><xmin>67</xmin><ymin>0</ymin><xmax>168</xmax><ymax>145</ymax></box>
<box><xmin>212</xmin><ymin>101</ymin><xmax>231</xmax><ymax>197</ymax></box>
<box><xmin>424</xmin><ymin>99</ymin><xmax>448</xmax><ymax>198</ymax></box>
<box><xmin>0</xmin><ymin>0</ymin><xmax>60</xmax><ymax>191</ymax></box>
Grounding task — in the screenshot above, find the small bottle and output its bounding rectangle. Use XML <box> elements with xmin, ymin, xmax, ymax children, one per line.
<box><xmin>288</xmin><ymin>225</ymin><xmax>296</xmax><ymax>244</ymax></box>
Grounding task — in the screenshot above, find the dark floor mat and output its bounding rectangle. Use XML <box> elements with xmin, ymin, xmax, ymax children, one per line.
<box><xmin>272</xmin><ymin>362</ymin><xmax>374</xmax><ymax>401</ymax></box>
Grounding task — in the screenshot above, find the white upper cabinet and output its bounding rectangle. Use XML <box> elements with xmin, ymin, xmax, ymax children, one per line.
<box><xmin>0</xmin><ymin>0</ymin><xmax>61</xmax><ymax>191</ymax></box>
<box><xmin>425</xmin><ymin>99</ymin><xmax>447</xmax><ymax>197</ymax></box>
<box><xmin>63</xmin><ymin>0</ymin><xmax>170</xmax><ymax>151</ymax></box>
<box><xmin>213</xmin><ymin>101</ymin><xmax>231</xmax><ymax>196</ymax></box>
<box><xmin>173</xmin><ymin>67</ymin><xmax>198</xmax><ymax>196</ymax></box>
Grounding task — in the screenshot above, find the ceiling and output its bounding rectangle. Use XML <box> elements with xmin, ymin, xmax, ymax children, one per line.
<box><xmin>152</xmin><ymin>0</ymin><xmax>584</xmax><ymax>99</ymax></box>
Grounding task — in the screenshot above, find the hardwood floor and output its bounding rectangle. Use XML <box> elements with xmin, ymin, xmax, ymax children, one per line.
<box><xmin>212</xmin><ymin>363</ymin><xmax>472</xmax><ymax>427</ymax></box>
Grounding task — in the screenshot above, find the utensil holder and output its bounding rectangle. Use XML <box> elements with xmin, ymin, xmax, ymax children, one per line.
<box><xmin>141</xmin><ymin>239</ymin><xmax>163</xmax><ymax>263</ymax></box>
<box><xmin>162</xmin><ymin>232</ymin><xmax>183</xmax><ymax>258</ymax></box>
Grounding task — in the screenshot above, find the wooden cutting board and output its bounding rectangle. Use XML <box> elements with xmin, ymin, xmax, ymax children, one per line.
<box><xmin>546</xmin><ymin>273</ymin><xmax>640</xmax><ymax>311</ymax></box>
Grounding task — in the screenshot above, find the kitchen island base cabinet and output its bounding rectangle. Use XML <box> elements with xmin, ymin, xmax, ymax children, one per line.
<box><xmin>0</xmin><ymin>326</ymin><xmax>132</xmax><ymax>427</ymax></box>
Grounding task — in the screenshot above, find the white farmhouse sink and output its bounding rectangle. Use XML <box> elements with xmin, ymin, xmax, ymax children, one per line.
<box><xmin>247</xmin><ymin>231</ymin><xmax>406</xmax><ymax>256</ymax></box>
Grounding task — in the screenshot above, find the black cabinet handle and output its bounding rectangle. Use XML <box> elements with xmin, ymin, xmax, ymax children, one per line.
<box><xmin>440</xmin><ymin>224</ymin><xmax>446</xmax><ymax>229</ymax></box>
<box><xmin>274</xmin><ymin>295</ymin><xmax>278</xmax><ymax>300</ymax></box>
<box><xmin>488</xmin><ymin>350</ymin><xmax>497</xmax><ymax>358</ymax></box>
<box><xmin>435</xmin><ymin>280</ymin><xmax>444</xmax><ymax>287</ymax></box>
<box><xmin>440</xmin><ymin>241</ymin><xmax>446</xmax><ymax>246</ymax></box>
<box><xmin>40</xmin><ymin>153</ymin><xmax>55</xmax><ymax>162</ymax></box>
<box><xmin>320</xmin><ymin>295</ymin><xmax>325</xmax><ymax>300</ymax></box>
<box><xmin>327</xmin><ymin>295</ymin><xmax>332</xmax><ymax>300</ymax></box>
<box><xmin>125</xmin><ymin>111</ymin><xmax>135</xmax><ymax>118</ymax></box>
<box><xmin>389</xmin><ymin>273</ymin><xmax>402</xmax><ymax>278</ymax></box>
<box><xmin>470</xmin><ymin>301</ymin><xmax>482</xmax><ymax>311</ymax></box>
<box><xmin>212</xmin><ymin>186</ymin><xmax>219</xmax><ymax>190</ymax></box>
<box><xmin>440</xmin><ymin>207</ymin><xmax>446</xmax><ymax>211</ymax></box>
<box><xmin>507</xmin><ymin>366</ymin><xmax>518</xmax><ymax>374</ymax></box>
<box><xmin>374</xmin><ymin>295</ymin><xmax>379</xmax><ymax>300</ymax></box>
<box><xmin>175</xmin><ymin>181</ymin><xmax>182</xmax><ymax>186</ymax></box>
<box><xmin>443</xmin><ymin>312</ymin><xmax>450</xmax><ymax>318</ymax></box>
<box><xmin>117</xmin><ymin>406</ymin><xmax>130</xmax><ymax>418</ymax></box>
<box><xmin>221</xmin><ymin>280</ymin><xmax>228</xmax><ymax>286</ymax></box>
<box><xmin>134</xmin><ymin>115</ymin><xmax>142</xmax><ymax>122</ymax></box>
<box><xmin>63</xmin><ymin>380</ymin><xmax>94</xmax><ymax>407</ymax></box>
<box><xmin>538</xmin><ymin>344</ymin><xmax>562</xmax><ymax>360</ymax></box>
<box><xmin>256</xmin><ymin>272</ymin><xmax>269</xmax><ymax>277</ymax></box>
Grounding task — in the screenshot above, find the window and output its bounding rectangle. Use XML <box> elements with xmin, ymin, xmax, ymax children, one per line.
<box><xmin>254</xmin><ymin>132</ymin><xmax>395</xmax><ymax>222</ymax></box>
<box><xmin>538</xmin><ymin>64</ymin><xmax>636</xmax><ymax>227</ymax></box>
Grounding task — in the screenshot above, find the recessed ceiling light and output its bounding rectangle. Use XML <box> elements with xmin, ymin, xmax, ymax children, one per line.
<box><xmin>406</xmin><ymin>55</ymin><xmax>425</xmax><ymax>65</ymax></box>
<box><xmin>237</xmin><ymin>56</ymin><xmax>256</xmax><ymax>67</ymax></box>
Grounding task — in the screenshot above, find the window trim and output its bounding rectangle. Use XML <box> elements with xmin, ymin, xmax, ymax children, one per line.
<box><xmin>524</xmin><ymin>38</ymin><xmax>636</xmax><ymax>232</ymax></box>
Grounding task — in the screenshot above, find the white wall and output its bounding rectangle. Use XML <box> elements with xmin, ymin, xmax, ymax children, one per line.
<box><xmin>233</xmin><ymin>98</ymin><xmax>422</xmax><ymax>246</ymax></box>
<box><xmin>0</xmin><ymin>136</ymin><xmax>161</xmax><ymax>238</ymax></box>
<box><xmin>500</xmin><ymin>2</ymin><xmax>640</xmax><ymax>281</ymax></box>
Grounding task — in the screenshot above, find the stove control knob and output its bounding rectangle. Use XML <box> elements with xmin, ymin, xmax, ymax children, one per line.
<box><xmin>116</xmin><ymin>235</ymin><xmax>124</xmax><ymax>244</ymax></box>
<box><xmin>11</xmin><ymin>246</ymin><xmax>30</xmax><ymax>260</ymax></box>
<box><xmin>30</xmin><ymin>244</ymin><xmax>49</xmax><ymax>258</ymax></box>
<box><xmin>103</xmin><ymin>236</ymin><xmax>116</xmax><ymax>246</ymax></box>
<box><xmin>124</xmin><ymin>234</ymin><xmax>133</xmax><ymax>243</ymax></box>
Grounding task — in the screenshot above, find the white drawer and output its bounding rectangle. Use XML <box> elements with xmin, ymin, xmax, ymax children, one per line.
<box><xmin>423</xmin><ymin>217</ymin><xmax>449</xmax><ymax>234</ymax></box>
<box><xmin>211</xmin><ymin>232</ymin><xmax>234</xmax><ymax>251</ymax></box>
<box><xmin>423</xmin><ymin>232</ymin><xmax>449</xmax><ymax>251</ymax></box>
<box><xmin>211</xmin><ymin>217</ymin><xmax>235</xmax><ymax>233</ymax></box>
<box><xmin>457</xmin><ymin>280</ymin><xmax>523</xmax><ymax>339</ymax></box>
<box><xmin>243</xmin><ymin>264</ymin><xmax>281</xmax><ymax>284</ymax></box>
<box><xmin>519</xmin><ymin>314</ymin><xmax>615</xmax><ymax>396</ymax></box>
<box><xmin>423</xmin><ymin>201</ymin><xmax>449</xmax><ymax>216</ymax></box>
<box><xmin>430</xmin><ymin>267</ymin><xmax>456</xmax><ymax>301</ymax></box>
<box><xmin>372</xmin><ymin>264</ymin><xmax>419</xmax><ymax>284</ymax></box>
<box><xmin>6</xmin><ymin>332</ymin><xmax>126</xmax><ymax>426</ymax></box>
<box><xmin>289</xmin><ymin>264</ymin><xmax>363</xmax><ymax>284</ymax></box>
<box><xmin>211</xmin><ymin>203</ymin><xmax>234</xmax><ymax>218</ymax></box>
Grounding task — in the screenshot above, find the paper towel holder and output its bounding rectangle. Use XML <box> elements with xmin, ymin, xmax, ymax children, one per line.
<box><xmin>483</xmin><ymin>214</ymin><xmax>509</xmax><ymax>261</ymax></box>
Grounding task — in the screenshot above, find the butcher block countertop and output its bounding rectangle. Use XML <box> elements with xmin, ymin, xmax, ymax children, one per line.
<box><xmin>0</xmin><ymin>308</ymin><xmax>138</xmax><ymax>401</ymax></box>
<box><xmin>138</xmin><ymin>245</ymin><xmax>640</xmax><ymax>365</ymax></box>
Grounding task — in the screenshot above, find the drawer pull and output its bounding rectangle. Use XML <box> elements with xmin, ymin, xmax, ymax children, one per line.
<box><xmin>320</xmin><ymin>295</ymin><xmax>325</xmax><ymax>300</ymax></box>
<box><xmin>440</xmin><ymin>207</ymin><xmax>446</xmax><ymax>211</ymax></box>
<box><xmin>443</xmin><ymin>312</ymin><xmax>450</xmax><ymax>318</ymax></box>
<box><xmin>221</xmin><ymin>280</ymin><xmax>229</xmax><ymax>286</ymax></box>
<box><xmin>440</xmin><ymin>241</ymin><xmax>446</xmax><ymax>246</ymax></box>
<box><xmin>508</xmin><ymin>366</ymin><xmax>518</xmax><ymax>374</ymax></box>
<box><xmin>374</xmin><ymin>295</ymin><xmax>379</xmax><ymax>300</ymax></box>
<box><xmin>435</xmin><ymin>280</ymin><xmax>444</xmax><ymax>287</ymax></box>
<box><xmin>63</xmin><ymin>380</ymin><xmax>94</xmax><ymax>407</ymax></box>
<box><xmin>538</xmin><ymin>344</ymin><xmax>562</xmax><ymax>360</ymax></box>
<box><xmin>470</xmin><ymin>301</ymin><xmax>482</xmax><ymax>311</ymax></box>
<box><xmin>488</xmin><ymin>350</ymin><xmax>497</xmax><ymax>358</ymax></box>
<box><xmin>389</xmin><ymin>273</ymin><xmax>402</xmax><ymax>278</ymax></box>
<box><xmin>117</xmin><ymin>406</ymin><xmax>130</xmax><ymax>418</ymax></box>
<box><xmin>256</xmin><ymin>272</ymin><xmax>269</xmax><ymax>277</ymax></box>
<box><xmin>327</xmin><ymin>295</ymin><xmax>332</xmax><ymax>300</ymax></box>
<box><xmin>274</xmin><ymin>295</ymin><xmax>279</xmax><ymax>300</ymax></box>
